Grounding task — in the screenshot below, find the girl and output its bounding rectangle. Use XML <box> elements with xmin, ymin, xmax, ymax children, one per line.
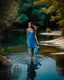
<box><xmin>26</xmin><ymin>22</ymin><xmax>39</xmax><ymax>59</ymax></box>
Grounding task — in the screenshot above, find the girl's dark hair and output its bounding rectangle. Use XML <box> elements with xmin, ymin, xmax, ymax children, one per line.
<box><xmin>29</xmin><ymin>22</ymin><xmax>35</xmax><ymax>30</ymax></box>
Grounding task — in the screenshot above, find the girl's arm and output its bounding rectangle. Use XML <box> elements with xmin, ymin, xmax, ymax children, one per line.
<box><xmin>34</xmin><ymin>30</ymin><xmax>39</xmax><ymax>44</ymax></box>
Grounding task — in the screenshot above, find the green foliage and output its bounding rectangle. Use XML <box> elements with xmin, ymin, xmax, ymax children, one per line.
<box><xmin>32</xmin><ymin>9</ymin><xmax>42</xmax><ymax>17</ymax></box>
<box><xmin>46</xmin><ymin>28</ymin><xmax>51</xmax><ymax>33</ymax></box>
<box><xmin>19</xmin><ymin>14</ymin><xmax>28</xmax><ymax>23</ymax></box>
<box><xmin>39</xmin><ymin>15</ymin><xmax>46</xmax><ymax>20</ymax></box>
<box><xmin>0</xmin><ymin>0</ymin><xmax>20</xmax><ymax>55</ymax></box>
<box><xmin>17</xmin><ymin>0</ymin><xmax>45</xmax><ymax>26</ymax></box>
<box><xmin>19</xmin><ymin>3</ymin><xmax>32</xmax><ymax>12</ymax></box>
<box><xmin>37</xmin><ymin>21</ymin><xmax>44</xmax><ymax>26</ymax></box>
<box><xmin>0</xmin><ymin>48</ymin><xmax>4</xmax><ymax>55</ymax></box>
<box><xmin>0</xmin><ymin>0</ymin><xmax>20</xmax><ymax>27</ymax></box>
<box><xmin>34</xmin><ymin>0</ymin><xmax>64</xmax><ymax>28</ymax></box>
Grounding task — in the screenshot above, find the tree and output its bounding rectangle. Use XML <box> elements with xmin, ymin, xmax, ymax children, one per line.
<box><xmin>16</xmin><ymin>14</ymin><xmax>29</xmax><ymax>24</ymax></box>
<box><xmin>0</xmin><ymin>0</ymin><xmax>20</xmax><ymax>55</ymax></box>
<box><xmin>0</xmin><ymin>0</ymin><xmax>20</xmax><ymax>28</ymax></box>
<box><xmin>34</xmin><ymin>0</ymin><xmax>64</xmax><ymax>32</ymax></box>
<box><xmin>32</xmin><ymin>9</ymin><xmax>42</xmax><ymax>24</ymax></box>
<box><xmin>17</xmin><ymin>0</ymin><xmax>46</xmax><ymax>27</ymax></box>
<box><xmin>19</xmin><ymin>3</ymin><xmax>32</xmax><ymax>12</ymax></box>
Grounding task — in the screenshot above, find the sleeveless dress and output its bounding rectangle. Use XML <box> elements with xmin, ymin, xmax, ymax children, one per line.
<box><xmin>27</xmin><ymin>29</ymin><xmax>39</xmax><ymax>54</ymax></box>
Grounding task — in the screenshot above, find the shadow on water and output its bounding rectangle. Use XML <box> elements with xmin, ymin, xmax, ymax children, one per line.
<box><xmin>0</xmin><ymin>64</ymin><xmax>11</xmax><ymax>80</ymax></box>
<box><xmin>26</xmin><ymin>59</ymin><xmax>41</xmax><ymax>80</ymax></box>
<box><xmin>56</xmin><ymin>57</ymin><xmax>64</xmax><ymax>76</ymax></box>
<box><xmin>50</xmin><ymin>54</ymin><xmax>64</xmax><ymax>77</ymax></box>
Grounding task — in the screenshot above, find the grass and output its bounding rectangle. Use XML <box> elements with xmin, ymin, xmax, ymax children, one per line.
<box><xmin>6</xmin><ymin>45</ymin><xmax>26</xmax><ymax>54</ymax></box>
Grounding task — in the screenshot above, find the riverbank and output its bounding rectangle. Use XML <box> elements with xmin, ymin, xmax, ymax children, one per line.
<box><xmin>0</xmin><ymin>55</ymin><xmax>11</xmax><ymax>66</ymax></box>
<box><xmin>40</xmin><ymin>31</ymin><xmax>62</xmax><ymax>36</ymax></box>
<box><xmin>39</xmin><ymin>37</ymin><xmax>64</xmax><ymax>50</ymax></box>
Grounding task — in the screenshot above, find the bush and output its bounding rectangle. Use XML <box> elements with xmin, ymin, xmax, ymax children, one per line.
<box><xmin>46</xmin><ymin>28</ymin><xmax>51</xmax><ymax>33</ymax></box>
<box><xmin>0</xmin><ymin>48</ymin><xmax>4</xmax><ymax>55</ymax></box>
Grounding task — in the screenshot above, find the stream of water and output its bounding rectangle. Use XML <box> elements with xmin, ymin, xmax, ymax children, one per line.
<box><xmin>0</xmin><ymin>31</ymin><xmax>64</xmax><ymax>80</ymax></box>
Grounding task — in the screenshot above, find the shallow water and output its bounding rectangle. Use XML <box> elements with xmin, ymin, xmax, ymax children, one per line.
<box><xmin>1</xmin><ymin>31</ymin><xmax>64</xmax><ymax>80</ymax></box>
<box><xmin>0</xmin><ymin>53</ymin><xmax>64</xmax><ymax>80</ymax></box>
<box><xmin>3</xmin><ymin>31</ymin><xmax>53</xmax><ymax>46</ymax></box>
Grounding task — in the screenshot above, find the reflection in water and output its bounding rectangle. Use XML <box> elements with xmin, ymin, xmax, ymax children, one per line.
<box><xmin>0</xmin><ymin>65</ymin><xmax>11</xmax><ymax>80</ymax></box>
<box><xmin>1</xmin><ymin>54</ymin><xmax>64</xmax><ymax>80</ymax></box>
<box><xmin>56</xmin><ymin>58</ymin><xmax>64</xmax><ymax>76</ymax></box>
<box><xmin>26</xmin><ymin>59</ymin><xmax>41</xmax><ymax>80</ymax></box>
<box><xmin>11</xmin><ymin>64</ymin><xmax>22</xmax><ymax>80</ymax></box>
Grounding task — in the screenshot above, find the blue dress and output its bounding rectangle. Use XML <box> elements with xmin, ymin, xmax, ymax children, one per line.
<box><xmin>27</xmin><ymin>29</ymin><xmax>40</xmax><ymax>54</ymax></box>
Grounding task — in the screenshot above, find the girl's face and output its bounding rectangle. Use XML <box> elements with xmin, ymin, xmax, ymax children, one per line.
<box><xmin>28</xmin><ymin>22</ymin><xmax>32</xmax><ymax>28</ymax></box>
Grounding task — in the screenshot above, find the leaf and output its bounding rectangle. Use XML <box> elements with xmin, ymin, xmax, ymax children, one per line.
<box><xmin>39</xmin><ymin>15</ymin><xmax>46</xmax><ymax>20</ymax></box>
<box><xmin>50</xmin><ymin>15</ymin><xmax>60</xmax><ymax>21</ymax></box>
<box><xmin>16</xmin><ymin>14</ymin><xmax>29</xmax><ymax>24</ymax></box>
<box><xmin>20</xmin><ymin>3</ymin><xmax>32</xmax><ymax>12</ymax></box>
<box><xmin>57</xmin><ymin>19</ymin><xmax>64</xmax><ymax>27</ymax></box>
<box><xmin>32</xmin><ymin>9</ymin><xmax>42</xmax><ymax>17</ymax></box>
<box><xmin>37</xmin><ymin>21</ymin><xmax>44</xmax><ymax>26</ymax></box>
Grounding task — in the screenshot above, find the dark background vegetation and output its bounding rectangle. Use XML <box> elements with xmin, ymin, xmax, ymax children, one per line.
<box><xmin>0</xmin><ymin>0</ymin><xmax>58</xmax><ymax>31</ymax></box>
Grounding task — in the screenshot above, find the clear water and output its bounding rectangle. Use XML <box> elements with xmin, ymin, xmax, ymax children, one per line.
<box><xmin>0</xmin><ymin>53</ymin><xmax>64</xmax><ymax>80</ymax></box>
<box><xmin>1</xmin><ymin>31</ymin><xmax>64</xmax><ymax>80</ymax></box>
<box><xmin>3</xmin><ymin>31</ymin><xmax>53</xmax><ymax>46</ymax></box>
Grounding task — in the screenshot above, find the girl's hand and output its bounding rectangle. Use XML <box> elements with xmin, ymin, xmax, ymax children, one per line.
<box><xmin>36</xmin><ymin>41</ymin><xmax>39</xmax><ymax>45</ymax></box>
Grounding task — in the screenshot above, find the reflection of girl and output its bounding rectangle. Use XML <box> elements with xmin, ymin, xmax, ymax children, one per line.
<box><xmin>26</xmin><ymin>22</ymin><xmax>39</xmax><ymax>59</ymax></box>
<box><xmin>26</xmin><ymin>60</ymin><xmax>36</xmax><ymax>80</ymax></box>
<box><xmin>26</xmin><ymin>59</ymin><xmax>41</xmax><ymax>80</ymax></box>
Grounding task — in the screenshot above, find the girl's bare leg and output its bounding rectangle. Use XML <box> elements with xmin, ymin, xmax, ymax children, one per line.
<box><xmin>30</xmin><ymin>47</ymin><xmax>34</xmax><ymax>59</ymax></box>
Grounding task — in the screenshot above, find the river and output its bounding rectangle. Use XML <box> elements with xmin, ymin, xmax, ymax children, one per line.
<box><xmin>0</xmin><ymin>30</ymin><xmax>64</xmax><ymax>80</ymax></box>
